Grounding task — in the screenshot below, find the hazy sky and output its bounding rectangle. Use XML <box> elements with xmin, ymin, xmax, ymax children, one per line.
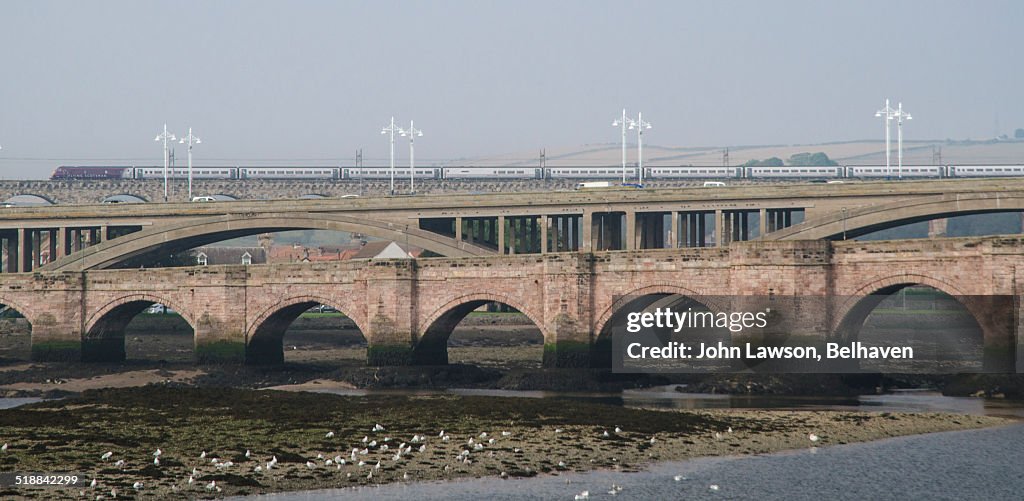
<box><xmin>0</xmin><ymin>1</ymin><xmax>1021</xmax><ymax>177</ymax></box>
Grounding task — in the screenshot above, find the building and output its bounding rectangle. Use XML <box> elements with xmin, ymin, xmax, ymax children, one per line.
<box><xmin>190</xmin><ymin>246</ymin><xmax>267</xmax><ymax>266</ymax></box>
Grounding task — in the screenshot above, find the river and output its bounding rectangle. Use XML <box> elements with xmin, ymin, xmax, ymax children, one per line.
<box><xmin>207</xmin><ymin>387</ymin><xmax>1024</xmax><ymax>500</ymax></box>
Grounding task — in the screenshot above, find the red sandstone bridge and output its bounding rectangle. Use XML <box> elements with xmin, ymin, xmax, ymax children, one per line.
<box><xmin>0</xmin><ymin>179</ymin><xmax>1020</xmax><ymax>371</ymax></box>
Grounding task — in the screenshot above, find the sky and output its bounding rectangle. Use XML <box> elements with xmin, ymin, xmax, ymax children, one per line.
<box><xmin>0</xmin><ymin>1</ymin><xmax>1021</xmax><ymax>178</ymax></box>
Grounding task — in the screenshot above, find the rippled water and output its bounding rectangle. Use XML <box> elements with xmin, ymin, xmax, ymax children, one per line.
<box><xmin>230</xmin><ymin>423</ymin><xmax>1024</xmax><ymax>501</ymax></box>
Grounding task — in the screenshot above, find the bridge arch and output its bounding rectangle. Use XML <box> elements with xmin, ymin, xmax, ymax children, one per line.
<box><xmin>245</xmin><ymin>295</ymin><xmax>366</xmax><ymax>365</ymax></box>
<box><xmin>83</xmin><ymin>293</ymin><xmax>197</xmax><ymax>363</ymax></box>
<box><xmin>592</xmin><ymin>284</ymin><xmax>726</xmax><ymax>369</ymax></box>
<box><xmin>831</xmin><ymin>273</ymin><xmax>1009</xmax><ymax>371</ymax></box>
<box><xmin>42</xmin><ymin>212</ymin><xmax>493</xmax><ymax>272</ymax></box>
<box><xmin>413</xmin><ymin>292</ymin><xmax>547</xmax><ymax>366</ymax></box>
<box><xmin>593</xmin><ymin>284</ymin><xmax>721</xmax><ymax>339</ymax></box>
<box><xmin>768</xmin><ymin>192</ymin><xmax>1024</xmax><ymax>241</ymax></box>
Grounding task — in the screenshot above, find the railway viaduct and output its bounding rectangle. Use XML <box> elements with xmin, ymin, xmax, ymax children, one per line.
<box><xmin>0</xmin><ymin>178</ymin><xmax>1017</xmax><ymax>273</ymax></box>
<box><xmin>0</xmin><ymin>179</ymin><xmax>1020</xmax><ymax>372</ymax></box>
<box><xmin>0</xmin><ymin>237</ymin><xmax>1020</xmax><ymax>372</ymax></box>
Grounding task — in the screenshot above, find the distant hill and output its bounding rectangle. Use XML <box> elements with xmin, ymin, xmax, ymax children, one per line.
<box><xmin>452</xmin><ymin>139</ymin><xmax>1024</xmax><ymax>167</ymax></box>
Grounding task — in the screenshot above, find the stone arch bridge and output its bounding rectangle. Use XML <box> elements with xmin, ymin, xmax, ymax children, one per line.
<box><xmin>2</xmin><ymin>237</ymin><xmax>1021</xmax><ymax>372</ymax></box>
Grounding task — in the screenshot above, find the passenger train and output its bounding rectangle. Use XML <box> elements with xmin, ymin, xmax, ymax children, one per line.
<box><xmin>49</xmin><ymin>164</ymin><xmax>1024</xmax><ymax>181</ymax></box>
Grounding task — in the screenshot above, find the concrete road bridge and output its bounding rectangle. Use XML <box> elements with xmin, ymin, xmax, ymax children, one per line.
<box><xmin>0</xmin><ymin>178</ymin><xmax>1016</xmax><ymax>273</ymax></box>
<box><xmin>0</xmin><ymin>237</ymin><xmax>1020</xmax><ymax>372</ymax></box>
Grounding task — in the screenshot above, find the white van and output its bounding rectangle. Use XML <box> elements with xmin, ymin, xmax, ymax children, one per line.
<box><xmin>703</xmin><ymin>181</ymin><xmax>727</xmax><ymax>187</ymax></box>
<box><xmin>191</xmin><ymin>196</ymin><xmax>217</xmax><ymax>202</ymax></box>
<box><xmin>575</xmin><ymin>181</ymin><xmax>614</xmax><ymax>190</ymax></box>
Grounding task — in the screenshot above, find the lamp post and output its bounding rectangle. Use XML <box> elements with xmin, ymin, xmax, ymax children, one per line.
<box><xmin>629</xmin><ymin>112</ymin><xmax>652</xmax><ymax>184</ymax></box>
<box><xmin>179</xmin><ymin>128</ymin><xmax>201</xmax><ymax>201</ymax></box>
<box><xmin>154</xmin><ymin>124</ymin><xmax>176</xmax><ymax>202</ymax></box>
<box><xmin>612</xmin><ymin>108</ymin><xmax>628</xmax><ymax>183</ymax></box>
<box><xmin>381</xmin><ymin>117</ymin><xmax>400</xmax><ymax>195</ymax></box>
<box><xmin>893</xmin><ymin>102</ymin><xmax>912</xmax><ymax>180</ymax></box>
<box><xmin>399</xmin><ymin>120</ymin><xmax>423</xmax><ymax>194</ymax></box>
<box><xmin>875</xmin><ymin>99</ymin><xmax>896</xmax><ymax>178</ymax></box>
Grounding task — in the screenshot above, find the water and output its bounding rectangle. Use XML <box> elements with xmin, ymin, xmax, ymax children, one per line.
<box><xmin>299</xmin><ymin>385</ymin><xmax>1024</xmax><ymax>419</ymax></box>
<box><xmin>0</xmin><ymin>397</ymin><xmax>42</xmax><ymax>409</ymax></box>
<box><xmin>230</xmin><ymin>423</ymin><xmax>1024</xmax><ymax>500</ymax></box>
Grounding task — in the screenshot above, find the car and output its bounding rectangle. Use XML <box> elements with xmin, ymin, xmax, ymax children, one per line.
<box><xmin>191</xmin><ymin>196</ymin><xmax>217</xmax><ymax>202</ymax></box>
<box><xmin>703</xmin><ymin>181</ymin><xmax>727</xmax><ymax>187</ymax></box>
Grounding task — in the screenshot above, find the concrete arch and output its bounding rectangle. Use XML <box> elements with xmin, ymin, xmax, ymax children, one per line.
<box><xmin>41</xmin><ymin>212</ymin><xmax>494</xmax><ymax>272</ymax></box>
<box><xmin>83</xmin><ymin>293</ymin><xmax>196</xmax><ymax>363</ymax></box>
<box><xmin>593</xmin><ymin>284</ymin><xmax>720</xmax><ymax>339</ymax></box>
<box><xmin>245</xmin><ymin>294</ymin><xmax>366</xmax><ymax>365</ymax></box>
<box><xmin>767</xmin><ymin>192</ymin><xmax>1024</xmax><ymax>241</ymax></box>
<box><xmin>413</xmin><ymin>292</ymin><xmax>546</xmax><ymax>365</ymax></box>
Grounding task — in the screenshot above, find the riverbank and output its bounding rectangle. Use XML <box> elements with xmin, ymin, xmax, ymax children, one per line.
<box><xmin>0</xmin><ymin>386</ymin><xmax>1011</xmax><ymax>500</ymax></box>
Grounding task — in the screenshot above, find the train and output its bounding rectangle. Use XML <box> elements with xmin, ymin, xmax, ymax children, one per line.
<box><xmin>49</xmin><ymin>164</ymin><xmax>1024</xmax><ymax>181</ymax></box>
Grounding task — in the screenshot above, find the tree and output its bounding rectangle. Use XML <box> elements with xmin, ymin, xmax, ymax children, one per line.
<box><xmin>742</xmin><ymin>157</ymin><xmax>784</xmax><ymax>167</ymax></box>
<box><xmin>788</xmin><ymin>152</ymin><xmax>837</xmax><ymax>166</ymax></box>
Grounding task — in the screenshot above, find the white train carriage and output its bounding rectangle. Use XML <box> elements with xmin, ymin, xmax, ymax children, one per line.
<box><xmin>342</xmin><ymin>167</ymin><xmax>441</xmax><ymax>180</ymax></box>
<box><xmin>746</xmin><ymin>166</ymin><xmax>843</xmax><ymax>178</ymax></box>
<box><xmin>442</xmin><ymin>167</ymin><xmax>541</xmax><ymax>179</ymax></box>
<box><xmin>134</xmin><ymin>167</ymin><xmax>236</xmax><ymax>179</ymax></box>
<box><xmin>239</xmin><ymin>167</ymin><xmax>339</xmax><ymax>180</ymax></box>
<box><xmin>845</xmin><ymin>165</ymin><xmax>944</xmax><ymax>178</ymax></box>
<box><xmin>948</xmin><ymin>165</ymin><xmax>1024</xmax><ymax>177</ymax></box>
<box><xmin>546</xmin><ymin>167</ymin><xmax>638</xmax><ymax>179</ymax></box>
<box><xmin>648</xmin><ymin>167</ymin><xmax>741</xmax><ymax>179</ymax></box>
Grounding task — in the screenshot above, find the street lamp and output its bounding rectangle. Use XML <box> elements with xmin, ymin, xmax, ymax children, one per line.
<box><xmin>399</xmin><ymin>120</ymin><xmax>423</xmax><ymax>194</ymax></box>
<box><xmin>179</xmin><ymin>128</ymin><xmax>202</xmax><ymax>201</ymax></box>
<box><xmin>874</xmin><ymin>99</ymin><xmax>896</xmax><ymax>178</ymax></box>
<box><xmin>893</xmin><ymin>102</ymin><xmax>912</xmax><ymax>180</ymax></box>
<box><xmin>381</xmin><ymin>116</ymin><xmax>400</xmax><ymax>195</ymax></box>
<box><xmin>628</xmin><ymin>112</ymin><xmax>652</xmax><ymax>184</ymax></box>
<box><xmin>154</xmin><ymin>124</ymin><xmax>177</xmax><ymax>202</ymax></box>
<box><xmin>612</xmin><ymin>108</ymin><xmax>629</xmax><ymax>183</ymax></box>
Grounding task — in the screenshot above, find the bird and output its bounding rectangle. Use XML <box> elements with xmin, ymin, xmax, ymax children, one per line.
<box><xmin>113</xmin><ymin>460</ymin><xmax>125</xmax><ymax>468</ymax></box>
<box><xmin>0</xmin><ymin>443</ymin><xmax>7</xmax><ymax>452</ymax></box>
<box><xmin>674</xmin><ymin>475</ymin><xmax>685</xmax><ymax>481</ymax></box>
<box><xmin>153</xmin><ymin>448</ymin><xmax>162</xmax><ymax>457</ymax></box>
<box><xmin>808</xmin><ymin>433</ymin><xmax>820</xmax><ymax>443</ymax></box>
<box><xmin>418</xmin><ymin>445</ymin><xmax>426</xmax><ymax>453</ymax></box>
<box><xmin>306</xmin><ymin>461</ymin><xmax>317</xmax><ymax>469</ymax></box>
<box><xmin>362</xmin><ymin>436</ymin><xmax>369</xmax><ymax>443</ymax></box>
<box><xmin>602</xmin><ymin>431</ymin><xmax>610</xmax><ymax>437</ymax></box>
<box><xmin>615</xmin><ymin>426</ymin><xmax>623</xmax><ymax>433</ymax></box>
<box><xmin>188</xmin><ymin>476</ymin><xmax>194</xmax><ymax>485</ymax></box>
<box><xmin>479</xmin><ymin>432</ymin><xmax>488</xmax><ymax>438</ymax></box>
<box><xmin>153</xmin><ymin>457</ymin><xmax>160</xmax><ymax>466</ymax></box>
<box><xmin>558</xmin><ymin>461</ymin><xmax>567</xmax><ymax>468</ymax></box>
<box><xmin>373</xmin><ymin>423</ymin><xmax>386</xmax><ymax>432</ymax></box>
<box><xmin>374</xmin><ymin>461</ymin><xmax>381</xmax><ymax>470</ymax></box>
<box><xmin>132</xmin><ymin>482</ymin><xmax>143</xmax><ymax>490</ymax></box>
<box><xmin>205</xmin><ymin>480</ymin><xmax>216</xmax><ymax>491</ymax></box>
<box><xmin>574</xmin><ymin>491</ymin><xmax>590</xmax><ymax>500</ymax></box>
<box><xmin>325</xmin><ymin>431</ymin><xmax>335</xmax><ymax>438</ymax></box>
<box><xmin>709</xmin><ymin>485</ymin><xmax>720</xmax><ymax>491</ymax></box>
<box><xmin>555</xmin><ymin>428</ymin><xmax>564</xmax><ymax>433</ymax></box>
<box><xmin>199</xmin><ymin>451</ymin><xmax>207</xmax><ymax>459</ymax></box>
<box><xmin>245</xmin><ymin>449</ymin><xmax>252</xmax><ymax>458</ymax></box>
<box><xmin>438</xmin><ymin>430</ymin><xmax>445</xmax><ymax>437</ymax></box>
<box><xmin>101</xmin><ymin>451</ymin><xmax>113</xmax><ymax>460</ymax></box>
<box><xmin>650</xmin><ymin>437</ymin><xmax>657</xmax><ymax>445</ymax></box>
<box><xmin>714</xmin><ymin>432</ymin><xmax>723</xmax><ymax>440</ymax></box>
<box><xmin>727</xmin><ymin>427</ymin><xmax>733</xmax><ymax>434</ymax></box>
<box><xmin>89</xmin><ymin>479</ymin><xmax>97</xmax><ymax>488</ymax></box>
<box><xmin>403</xmin><ymin>472</ymin><xmax>410</xmax><ymax>480</ymax></box>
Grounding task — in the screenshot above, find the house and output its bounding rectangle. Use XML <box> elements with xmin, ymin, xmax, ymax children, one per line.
<box><xmin>351</xmin><ymin>241</ymin><xmax>415</xmax><ymax>259</ymax></box>
<box><xmin>190</xmin><ymin>246</ymin><xmax>267</xmax><ymax>266</ymax></box>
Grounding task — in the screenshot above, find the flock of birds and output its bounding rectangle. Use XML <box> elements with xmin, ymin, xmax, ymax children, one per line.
<box><xmin>2</xmin><ymin>424</ymin><xmax>824</xmax><ymax>498</ymax></box>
